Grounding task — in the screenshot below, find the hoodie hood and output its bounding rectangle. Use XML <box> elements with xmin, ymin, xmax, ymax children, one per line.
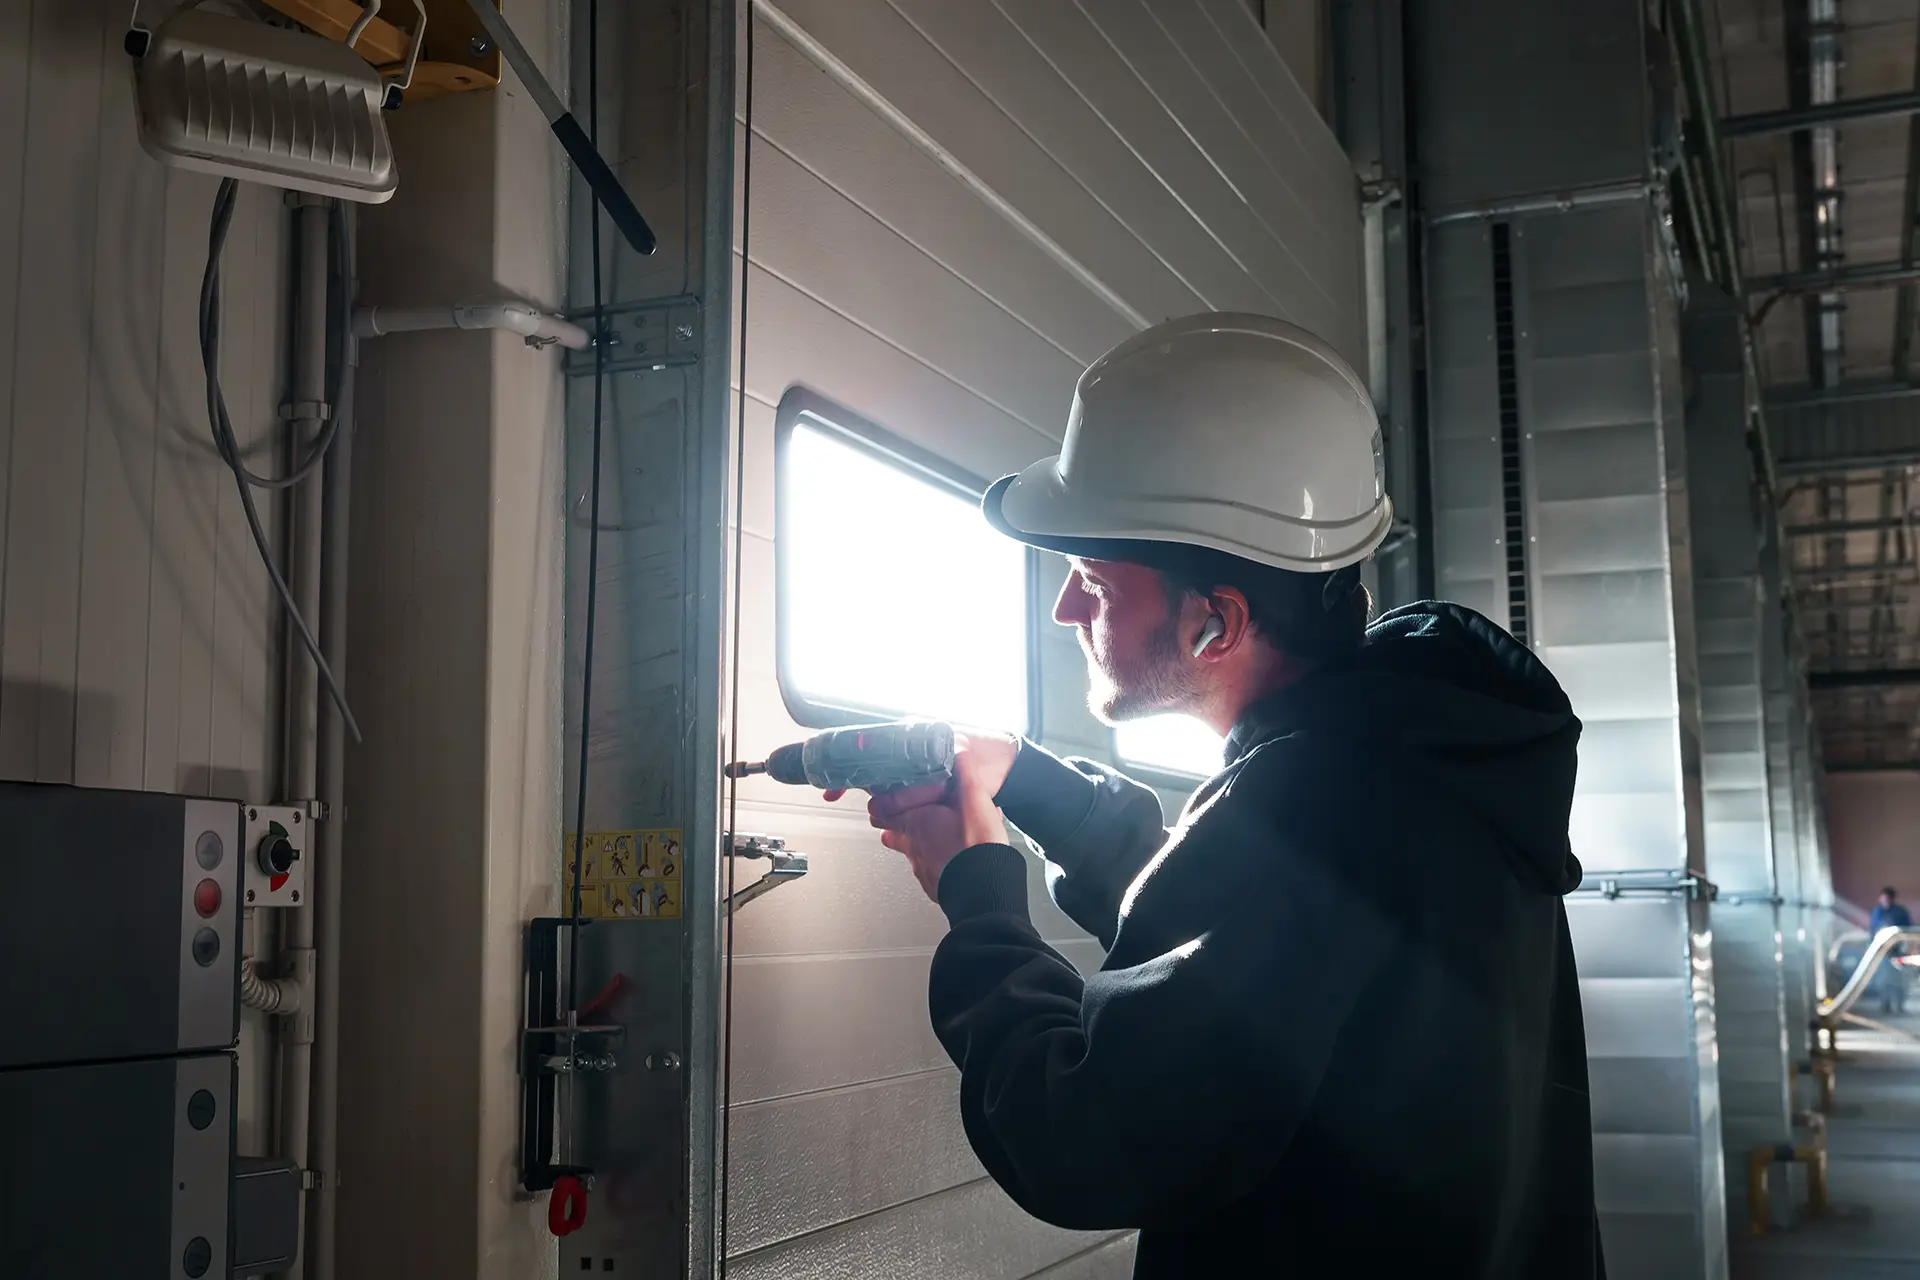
<box><xmin>1226</xmin><ymin>601</ymin><xmax>1584</xmax><ymax>894</ymax></box>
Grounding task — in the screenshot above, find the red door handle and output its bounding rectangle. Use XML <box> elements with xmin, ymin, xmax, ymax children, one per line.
<box><xmin>548</xmin><ymin>1175</ymin><xmax>589</xmax><ymax>1237</ymax></box>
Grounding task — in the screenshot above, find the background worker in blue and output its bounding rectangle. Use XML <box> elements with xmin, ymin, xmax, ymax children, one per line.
<box><xmin>860</xmin><ymin>314</ymin><xmax>1605</xmax><ymax>1277</ymax></box>
<box><xmin>1872</xmin><ymin>887</ymin><xmax>1914</xmax><ymax>1014</ymax></box>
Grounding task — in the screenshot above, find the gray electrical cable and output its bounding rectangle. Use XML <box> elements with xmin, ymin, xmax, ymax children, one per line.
<box><xmin>202</xmin><ymin>179</ymin><xmax>363</xmax><ymax>742</ymax></box>
<box><xmin>201</xmin><ymin>187</ymin><xmax>344</xmax><ymax>492</ymax></box>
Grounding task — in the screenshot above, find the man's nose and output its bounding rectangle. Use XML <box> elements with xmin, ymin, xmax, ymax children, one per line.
<box><xmin>1053</xmin><ymin>571</ymin><xmax>1092</xmax><ymax>627</ymax></box>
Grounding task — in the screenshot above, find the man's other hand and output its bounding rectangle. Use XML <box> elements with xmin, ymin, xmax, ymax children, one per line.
<box><xmin>862</xmin><ymin>732</ymin><xmax>1014</xmax><ymax>903</ymax></box>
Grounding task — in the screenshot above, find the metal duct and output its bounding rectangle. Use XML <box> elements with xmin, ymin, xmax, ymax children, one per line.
<box><xmin>1799</xmin><ymin>0</ymin><xmax>1847</xmax><ymax>388</ymax></box>
<box><xmin>1763</xmin><ymin>541</ymin><xmax>1818</xmax><ymax>1070</ymax></box>
<box><xmin>1411</xmin><ymin>2</ymin><xmax>1729</xmax><ymax>1272</ymax></box>
<box><xmin>1682</xmin><ymin>279</ymin><xmax>1794</xmax><ymax>1238</ymax></box>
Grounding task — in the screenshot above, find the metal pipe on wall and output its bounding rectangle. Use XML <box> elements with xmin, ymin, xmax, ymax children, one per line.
<box><xmin>1807</xmin><ymin>0</ymin><xmax>1846</xmax><ymax>389</ymax></box>
<box><xmin>308</xmin><ymin>269</ymin><xmax>355</xmax><ymax>1280</ymax></box>
<box><xmin>276</xmin><ymin>195</ymin><xmax>331</xmax><ymax>1280</ymax></box>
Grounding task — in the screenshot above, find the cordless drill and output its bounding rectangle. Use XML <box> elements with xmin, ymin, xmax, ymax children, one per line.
<box><xmin>725</xmin><ymin>721</ymin><xmax>956</xmax><ymax>793</ymax></box>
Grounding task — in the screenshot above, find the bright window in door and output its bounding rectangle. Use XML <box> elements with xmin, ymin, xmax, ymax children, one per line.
<box><xmin>1114</xmin><ymin>715</ymin><xmax>1225</xmax><ymax>780</ymax></box>
<box><xmin>776</xmin><ymin>392</ymin><xmax>1031</xmax><ymax>733</ymax></box>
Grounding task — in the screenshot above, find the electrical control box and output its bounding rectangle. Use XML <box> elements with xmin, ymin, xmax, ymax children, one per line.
<box><xmin>0</xmin><ymin>782</ymin><xmax>242</xmax><ymax>1072</ymax></box>
<box><xmin>242</xmin><ymin>803</ymin><xmax>309</xmax><ymax>909</ymax></box>
<box><xmin>0</xmin><ymin>1053</ymin><xmax>234</xmax><ymax>1280</ymax></box>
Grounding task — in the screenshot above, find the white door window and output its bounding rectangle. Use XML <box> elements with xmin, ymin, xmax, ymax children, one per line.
<box><xmin>777</xmin><ymin>395</ymin><xmax>1031</xmax><ymax>734</ymax></box>
<box><xmin>1114</xmin><ymin>715</ymin><xmax>1226</xmax><ymax>780</ymax></box>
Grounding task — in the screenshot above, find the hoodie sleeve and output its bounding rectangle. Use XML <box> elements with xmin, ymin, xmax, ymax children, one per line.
<box><xmin>930</xmin><ymin>748</ymin><xmax>1395</xmax><ymax>1231</ymax></box>
<box><xmin>992</xmin><ymin>739</ymin><xmax>1168</xmax><ymax>949</ymax></box>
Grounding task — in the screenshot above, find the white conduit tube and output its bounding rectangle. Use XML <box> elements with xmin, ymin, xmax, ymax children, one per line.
<box><xmin>278</xmin><ymin>197</ymin><xmax>331</xmax><ymax>1280</ymax></box>
<box><xmin>352</xmin><ymin>300</ymin><xmax>590</xmax><ymax>349</ymax></box>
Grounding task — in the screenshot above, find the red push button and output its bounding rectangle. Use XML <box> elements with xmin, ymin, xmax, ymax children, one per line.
<box><xmin>193</xmin><ymin>878</ymin><xmax>222</xmax><ymax>918</ymax></box>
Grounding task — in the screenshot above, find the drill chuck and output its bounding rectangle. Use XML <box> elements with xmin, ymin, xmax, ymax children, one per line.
<box><xmin>763</xmin><ymin>742</ymin><xmax>811</xmax><ymax>786</ymax></box>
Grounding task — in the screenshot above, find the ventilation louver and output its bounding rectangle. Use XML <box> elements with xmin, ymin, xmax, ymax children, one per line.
<box><xmin>1490</xmin><ymin>222</ymin><xmax>1531</xmax><ymax>647</ymax></box>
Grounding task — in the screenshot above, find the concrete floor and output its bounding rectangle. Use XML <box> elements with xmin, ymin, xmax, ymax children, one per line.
<box><xmin>1733</xmin><ymin>1013</ymin><xmax>1920</xmax><ymax>1279</ymax></box>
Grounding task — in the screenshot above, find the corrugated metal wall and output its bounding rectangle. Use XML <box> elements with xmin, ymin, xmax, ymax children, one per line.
<box><xmin>0</xmin><ymin>0</ymin><xmax>286</xmax><ymax>1153</ymax></box>
<box><xmin>1762</xmin><ymin>534</ymin><xmax>1819</xmax><ymax>1071</ymax></box>
<box><xmin>1683</xmin><ymin>279</ymin><xmax>1793</xmax><ymax>1236</ymax></box>
<box><xmin>710</xmin><ymin>1</ymin><xmax>1362</xmax><ymax>1273</ymax></box>
<box><xmin>1411</xmin><ymin>1</ymin><xmax>1731</xmax><ymax>1273</ymax></box>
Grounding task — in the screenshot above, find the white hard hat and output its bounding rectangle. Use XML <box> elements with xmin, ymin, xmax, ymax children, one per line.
<box><xmin>983</xmin><ymin>312</ymin><xmax>1393</xmax><ymax>573</ymax></box>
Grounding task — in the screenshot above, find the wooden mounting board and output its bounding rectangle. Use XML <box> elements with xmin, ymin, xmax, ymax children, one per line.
<box><xmin>257</xmin><ymin>0</ymin><xmax>502</xmax><ymax>101</ymax></box>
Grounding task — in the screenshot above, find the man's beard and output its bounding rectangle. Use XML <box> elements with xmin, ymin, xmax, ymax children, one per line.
<box><xmin>1085</xmin><ymin>615</ymin><xmax>1196</xmax><ymax>725</ymax></box>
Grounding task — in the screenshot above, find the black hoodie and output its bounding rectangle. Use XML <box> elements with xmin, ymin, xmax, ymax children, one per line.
<box><xmin>929</xmin><ymin>602</ymin><xmax>1604</xmax><ymax>1277</ymax></box>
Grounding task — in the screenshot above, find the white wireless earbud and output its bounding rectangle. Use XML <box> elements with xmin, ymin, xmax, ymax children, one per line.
<box><xmin>1192</xmin><ymin>615</ymin><xmax>1225</xmax><ymax>658</ymax></box>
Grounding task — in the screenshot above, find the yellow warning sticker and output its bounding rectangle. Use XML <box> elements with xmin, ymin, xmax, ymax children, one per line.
<box><xmin>562</xmin><ymin>829</ymin><xmax>683</xmax><ymax>920</ymax></box>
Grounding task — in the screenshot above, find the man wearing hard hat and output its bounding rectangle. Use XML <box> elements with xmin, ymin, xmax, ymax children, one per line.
<box><xmin>865</xmin><ymin>314</ymin><xmax>1604</xmax><ymax>1277</ymax></box>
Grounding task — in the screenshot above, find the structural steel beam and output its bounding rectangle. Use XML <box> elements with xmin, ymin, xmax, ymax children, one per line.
<box><xmin>1810</xmin><ymin>668</ymin><xmax>1920</xmax><ymax>689</ymax></box>
<box><xmin>1723</xmin><ymin>89</ymin><xmax>1920</xmax><ymax>137</ymax></box>
<box><xmin>1779</xmin><ymin>448</ymin><xmax>1920</xmax><ymax>475</ymax></box>
<box><xmin>1797</xmin><ymin>558</ymin><xmax>1917</xmax><ymax>577</ymax></box>
<box><xmin>1767</xmin><ymin>381</ymin><xmax>1920</xmax><ymax>408</ymax></box>
<box><xmin>1785</xmin><ymin>516</ymin><xmax>1917</xmax><ymax>536</ymax></box>
<box><xmin>1748</xmin><ymin>259</ymin><xmax>1920</xmax><ymax>295</ymax></box>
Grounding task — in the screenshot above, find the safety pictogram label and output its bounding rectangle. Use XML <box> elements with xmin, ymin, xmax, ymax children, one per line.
<box><xmin>562</xmin><ymin>829</ymin><xmax>683</xmax><ymax>920</ymax></box>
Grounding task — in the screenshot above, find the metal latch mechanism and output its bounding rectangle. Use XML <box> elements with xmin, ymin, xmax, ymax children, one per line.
<box><xmin>725</xmin><ymin>834</ymin><xmax>809</xmax><ymax>916</ymax></box>
<box><xmin>518</xmin><ymin>917</ymin><xmax>623</xmax><ymax>1196</ymax></box>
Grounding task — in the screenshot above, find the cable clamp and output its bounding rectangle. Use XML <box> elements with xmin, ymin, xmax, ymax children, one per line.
<box><xmin>278</xmin><ymin>400</ymin><xmax>333</xmax><ymax>423</ymax></box>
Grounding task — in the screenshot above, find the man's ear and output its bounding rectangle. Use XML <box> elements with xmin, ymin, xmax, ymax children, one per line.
<box><xmin>1197</xmin><ymin>587</ymin><xmax>1253</xmax><ymax>660</ymax></box>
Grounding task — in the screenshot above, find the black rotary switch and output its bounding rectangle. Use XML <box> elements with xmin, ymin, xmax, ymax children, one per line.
<box><xmin>257</xmin><ymin>830</ymin><xmax>300</xmax><ymax>877</ymax></box>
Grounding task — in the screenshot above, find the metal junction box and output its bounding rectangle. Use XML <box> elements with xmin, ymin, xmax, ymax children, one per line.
<box><xmin>0</xmin><ymin>1053</ymin><xmax>235</xmax><ymax>1280</ymax></box>
<box><xmin>0</xmin><ymin>782</ymin><xmax>242</xmax><ymax>1070</ymax></box>
<box><xmin>0</xmin><ymin>782</ymin><xmax>242</xmax><ymax>1279</ymax></box>
<box><xmin>242</xmin><ymin>803</ymin><xmax>309</xmax><ymax>909</ymax></box>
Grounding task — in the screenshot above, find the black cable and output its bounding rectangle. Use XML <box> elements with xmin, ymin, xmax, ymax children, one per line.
<box><xmin>565</xmin><ymin>0</ymin><xmax>607</xmax><ymax>1069</ymax></box>
<box><xmin>717</xmin><ymin>6</ymin><xmax>755</xmax><ymax>1271</ymax></box>
<box><xmin>202</xmin><ymin>179</ymin><xmax>363</xmax><ymax>742</ymax></box>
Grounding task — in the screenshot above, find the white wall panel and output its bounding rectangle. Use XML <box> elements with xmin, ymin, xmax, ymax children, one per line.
<box><xmin>744</xmin><ymin>143</ymin><xmax>1084</xmax><ymax>432</ymax></box>
<box><xmin>752</xmin><ymin>30</ymin><xmax>1132</xmax><ymax>365</ymax></box>
<box><xmin>996</xmin><ymin>0</ymin><xmax>1310</xmax><ymax>314</ymax></box>
<box><xmin>1190</xmin><ymin>0</ymin><xmax>1351</xmax><ymax>190</ymax></box>
<box><xmin>0</xmin><ymin>0</ymin><xmax>287</xmax><ymax>1154</ymax></box>
<box><xmin>767</xmin><ymin>0</ymin><xmax>1199</xmax><ymax>325</ymax></box>
<box><xmin>727</xmin><ymin>1068</ymin><xmax>980</xmax><ymax>1254</ymax></box>
<box><xmin>738</xmin><ymin>263</ymin><xmax>1047</xmax><ymax>476</ymax></box>
<box><xmin>729</xmin><ymin>1178</ymin><xmax>1125</xmax><ymax>1280</ymax></box>
<box><xmin>723</xmin><ymin>0</ymin><xmax>1360</xmax><ymax>1271</ymax></box>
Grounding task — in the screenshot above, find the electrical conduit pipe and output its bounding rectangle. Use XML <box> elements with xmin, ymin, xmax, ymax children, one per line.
<box><xmin>277</xmin><ymin>195</ymin><xmax>331</xmax><ymax>1280</ymax></box>
<box><xmin>241</xmin><ymin>958</ymin><xmax>302</xmax><ymax>1015</ymax></box>
<box><xmin>352</xmin><ymin>299</ymin><xmax>589</xmax><ymax>349</ymax></box>
<box><xmin>307</xmin><ymin>275</ymin><xmax>356</xmax><ymax>1280</ymax></box>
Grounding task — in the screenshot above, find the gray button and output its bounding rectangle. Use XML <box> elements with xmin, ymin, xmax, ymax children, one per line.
<box><xmin>187</xmin><ymin>1089</ymin><xmax>217</xmax><ymax>1131</ymax></box>
<box><xmin>191</xmin><ymin>928</ymin><xmax>221</xmax><ymax>968</ymax></box>
<box><xmin>183</xmin><ymin>1237</ymin><xmax>212</xmax><ymax>1277</ymax></box>
<box><xmin>195</xmin><ymin>831</ymin><xmax>224</xmax><ymax>871</ymax></box>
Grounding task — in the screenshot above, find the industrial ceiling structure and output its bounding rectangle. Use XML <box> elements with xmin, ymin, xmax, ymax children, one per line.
<box><xmin>1717</xmin><ymin>0</ymin><xmax>1920</xmax><ymax>771</ymax></box>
